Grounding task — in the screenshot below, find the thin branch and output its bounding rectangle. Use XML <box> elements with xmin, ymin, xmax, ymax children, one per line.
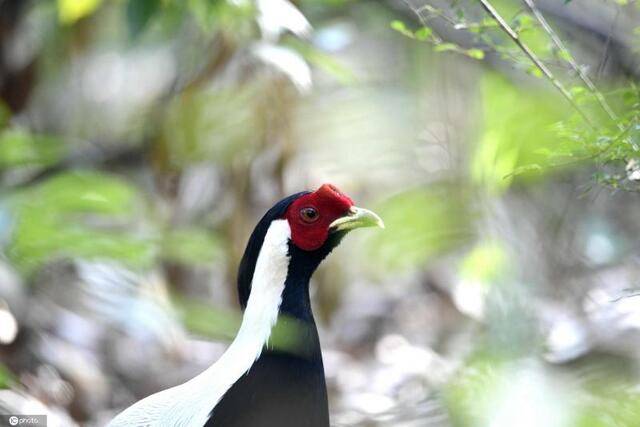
<box><xmin>610</xmin><ymin>289</ymin><xmax>640</xmax><ymax>302</ymax></box>
<box><xmin>522</xmin><ymin>0</ymin><xmax>620</xmax><ymax>126</ymax></box>
<box><xmin>415</xmin><ymin>4</ymin><xmax>458</xmax><ymax>27</ymax></box>
<box><xmin>402</xmin><ymin>0</ymin><xmax>445</xmax><ymax>43</ymax></box>
<box><xmin>593</xmin><ymin>117</ymin><xmax>635</xmax><ymax>158</ymax></box>
<box><xmin>475</xmin><ymin>0</ymin><xmax>596</xmax><ymax>130</ymax></box>
<box><xmin>596</xmin><ymin>6</ymin><xmax>620</xmax><ymax>82</ymax></box>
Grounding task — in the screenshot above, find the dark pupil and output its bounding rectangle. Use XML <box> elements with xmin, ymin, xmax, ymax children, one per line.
<box><xmin>302</xmin><ymin>208</ymin><xmax>317</xmax><ymax>221</ymax></box>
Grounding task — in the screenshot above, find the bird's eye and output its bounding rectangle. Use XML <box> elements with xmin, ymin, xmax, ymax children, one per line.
<box><xmin>300</xmin><ymin>207</ymin><xmax>319</xmax><ymax>223</ymax></box>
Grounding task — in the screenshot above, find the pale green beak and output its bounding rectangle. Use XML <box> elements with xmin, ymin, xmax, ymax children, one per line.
<box><xmin>329</xmin><ymin>206</ymin><xmax>385</xmax><ymax>232</ymax></box>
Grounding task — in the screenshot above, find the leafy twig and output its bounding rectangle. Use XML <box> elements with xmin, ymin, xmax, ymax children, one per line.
<box><xmin>402</xmin><ymin>0</ymin><xmax>443</xmax><ymax>41</ymax></box>
<box><xmin>522</xmin><ymin>0</ymin><xmax>620</xmax><ymax>126</ymax></box>
<box><xmin>415</xmin><ymin>4</ymin><xmax>458</xmax><ymax>27</ymax></box>
<box><xmin>398</xmin><ymin>1</ymin><xmax>485</xmax><ymax>60</ymax></box>
<box><xmin>593</xmin><ymin>119</ymin><xmax>635</xmax><ymax>158</ymax></box>
<box><xmin>476</xmin><ymin>0</ymin><xmax>597</xmax><ymax>130</ymax></box>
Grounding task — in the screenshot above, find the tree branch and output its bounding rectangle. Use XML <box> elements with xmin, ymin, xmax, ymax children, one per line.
<box><xmin>596</xmin><ymin>6</ymin><xmax>620</xmax><ymax>83</ymax></box>
<box><xmin>476</xmin><ymin>0</ymin><xmax>596</xmax><ymax>130</ymax></box>
<box><xmin>522</xmin><ymin>0</ymin><xmax>620</xmax><ymax>127</ymax></box>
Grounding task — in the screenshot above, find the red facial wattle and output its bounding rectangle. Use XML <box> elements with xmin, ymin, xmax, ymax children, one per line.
<box><xmin>285</xmin><ymin>184</ymin><xmax>354</xmax><ymax>251</ymax></box>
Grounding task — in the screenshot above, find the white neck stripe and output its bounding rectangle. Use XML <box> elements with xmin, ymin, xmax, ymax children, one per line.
<box><xmin>108</xmin><ymin>220</ymin><xmax>292</xmax><ymax>427</ymax></box>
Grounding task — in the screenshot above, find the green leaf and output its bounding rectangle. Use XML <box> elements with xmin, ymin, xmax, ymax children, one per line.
<box><xmin>513</xmin><ymin>14</ymin><xmax>534</xmax><ymax>33</ymax></box>
<box><xmin>466</xmin><ymin>48</ymin><xmax>485</xmax><ymax>60</ymax></box>
<box><xmin>509</xmin><ymin>164</ymin><xmax>543</xmax><ymax>176</ymax></box>
<box><xmin>434</xmin><ymin>43</ymin><xmax>458</xmax><ymax>53</ymax></box>
<box><xmin>526</xmin><ymin>65</ymin><xmax>543</xmax><ymax>78</ymax></box>
<box><xmin>57</xmin><ymin>0</ymin><xmax>103</xmax><ymax>24</ymax></box>
<box><xmin>557</xmin><ymin>49</ymin><xmax>573</xmax><ymax>62</ymax></box>
<box><xmin>307</xmin><ymin>51</ymin><xmax>356</xmax><ymax>85</ymax></box>
<box><xmin>570</xmin><ymin>86</ymin><xmax>586</xmax><ymax>96</ymax></box>
<box><xmin>287</xmin><ymin>39</ymin><xmax>356</xmax><ymax>85</ymax></box>
<box><xmin>126</xmin><ymin>0</ymin><xmax>161</xmax><ymax>38</ymax></box>
<box><xmin>390</xmin><ymin>20</ymin><xmax>414</xmax><ymax>38</ymax></box>
<box><xmin>0</xmin><ymin>129</ymin><xmax>65</xmax><ymax>169</ymax></box>
<box><xmin>414</xmin><ymin>26</ymin><xmax>432</xmax><ymax>41</ymax></box>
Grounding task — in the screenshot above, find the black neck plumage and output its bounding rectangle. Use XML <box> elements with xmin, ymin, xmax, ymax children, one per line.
<box><xmin>206</xmin><ymin>194</ymin><xmax>346</xmax><ymax>427</ymax></box>
<box><xmin>236</xmin><ymin>192</ymin><xmax>308</xmax><ymax>310</ymax></box>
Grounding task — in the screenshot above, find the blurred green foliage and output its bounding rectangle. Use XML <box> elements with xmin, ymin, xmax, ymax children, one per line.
<box><xmin>5</xmin><ymin>171</ymin><xmax>221</xmax><ymax>274</ymax></box>
<box><xmin>367</xmin><ymin>187</ymin><xmax>472</xmax><ymax>271</ymax></box>
<box><xmin>161</xmin><ymin>86</ymin><xmax>261</xmax><ymax>168</ymax></box>
<box><xmin>0</xmin><ymin>129</ymin><xmax>66</xmax><ymax>169</ymax></box>
<box><xmin>1</xmin><ymin>0</ymin><xmax>640</xmax><ymax>425</ymax></box>
<box><xmin>176</xmin><ymin>296</ymin><xmax>314</xmax><ymax>355</ymax></box>
<box><xmin>575</xmin><ymin>382</ymin><xmax>640</xmax><ymax>427</ymax></box>
<box><xmin>460</xmin><ymin>240</ymin><xmax>508</xmax><ymax>284</ymax></box>
<box><xmin>0</xmin><ymin>364</ymin><xmax>14</xmax><ymax>389</ymax></box>
<box><xmin>472</xmin><ymin>74</ymin><xmax>568</xmax><ymax>193</ymax></box>
<box><xmin>161</xmin><ymin>228</ymin><xmax>222</xmax><ymax>266</ymax></box>
<box><xmin>447</xmin><ymin>357</ymin><xmax>640</xmax><ymax>427</ymax></box>
<box><xmin>126</xmin><ymin>0</ymin><xmax>161</xmax><ymax>37</ymax></box>
<box><xmin>176</xmin><ymin>296</ymin><xmax>241</xmax><ymax>342</ymax></box>
<box><xmin>390</xmin><ymin>20</ymin><xmax>485</xmax><ymax>60</ymax></box>
<box><xmin>445</xmin><ymin>356</ymin><xmax>509</xmax><ymax>427</ymax></box>
<box><xmin>6</xmin><ymin>171</ymin><xmax>153</xmax><ymax>274</ymax></box>
<box><xmin>399</xmin><ymin>1</ymin><xmax>640</xmax><ymax>193</ymax></box>
<box><xmin>57</xmin><ymin>0</ymin><xmax>103</xmax><ymax>24</ymax></box>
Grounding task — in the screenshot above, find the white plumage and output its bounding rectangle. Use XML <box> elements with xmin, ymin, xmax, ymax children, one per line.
<box><xmin>108</xmin><ymin>220</ymin><xmax>292</xmax><ymax>427</ymax></box>
<box><xmin>256</xmin><ymin>0</ymin><xmax>312</xmax><ymax>40</ymax></box>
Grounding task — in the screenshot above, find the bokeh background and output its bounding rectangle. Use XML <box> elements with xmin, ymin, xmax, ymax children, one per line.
<box><xmin>1</xmin><ymin>0</ymin><xmax>640</xmax><ymax>426</ymax></box>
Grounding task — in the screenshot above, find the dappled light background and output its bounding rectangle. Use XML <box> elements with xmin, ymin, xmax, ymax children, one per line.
<box><xmin>1</xmin><ymin>0</ymin><xmax>640</xmax><ymax>426</ymax></box>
